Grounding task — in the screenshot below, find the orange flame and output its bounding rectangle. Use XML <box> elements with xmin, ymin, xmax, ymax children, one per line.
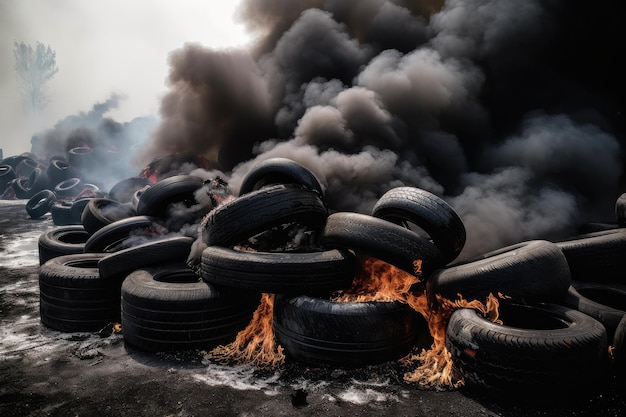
<box><xmin>207</xmin><ymin>293</ymin><xmax>285</xmax><ymax>368</ymax></box>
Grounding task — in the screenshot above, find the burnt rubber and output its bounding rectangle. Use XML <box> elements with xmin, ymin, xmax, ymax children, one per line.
<box><xmin>273</xmin><ymin>294</ymin><xmax>422</xmax><ymax>368</ymax></box>
<box><xmin>38</xmin><ymin>253</ymin><xmax>121</xmax><ymax>332</ymax></box>
<box><xmin>121</xmin><ymin>265</ymin><xmax>259</xmax><ymax>352</ymax></box>
<box><xmin>98</xmin><ymin>236</ymin><xmax>194</xmax><ymax>279</ymax></box>
<box><xmin>446</xmin><ymin>302</ymin><xmax>608</xmax><ymax>402</ymax></box>
<box><xmin>238</xmin><ymin>157</ymin><xmax>324</xmax><ymax>197</ymax></box>
<box><xmin>372</xmin><ymin>186</ymin><xmax>466</xmax><ymax>263</ymax></box>
<box><xmin>202</xmin><ymin>184</ymin><xmax>328</xmax><ymax>248</ymax></box>
<box><xmin>38</xmin><ymin>225</ymin><xmax>90</xmax><ymax>265</ymax></box>
<box><xmin>426</xmin><ymin>240</ymin><xmax>571</xmax><ymax>306</ymax></box>
<box><xmin>200</xmin><ymin>246</ymin><xmax>355</xmax><ymax>294</ymax></box>
<box><xmin>26</xmin><ymin>189</ymin><xmax>56</xmax><ymax>219</ymax></box>
<box><xmin>320</xmin><ymin>211</ymin><xmax>444</xmax><ymax>277</ymax></box>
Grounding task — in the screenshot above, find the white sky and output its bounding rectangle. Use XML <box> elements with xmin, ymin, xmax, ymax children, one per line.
<box><xmin>0</xmin><ymin>0</ymin><xmax>253</xmax><ymax>158</ymax></box>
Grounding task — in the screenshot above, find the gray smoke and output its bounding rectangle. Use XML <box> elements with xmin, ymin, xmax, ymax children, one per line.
<box><xmin>137</xmin><ymin>0</ymin><xmax>624</xmax><ymax>260</ymax></box>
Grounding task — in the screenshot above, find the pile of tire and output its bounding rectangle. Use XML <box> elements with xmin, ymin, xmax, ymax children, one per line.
<box><xmin>432</xmin><ymin>194</ymin><xmax>626</xmax><ymax>402</ymax></box>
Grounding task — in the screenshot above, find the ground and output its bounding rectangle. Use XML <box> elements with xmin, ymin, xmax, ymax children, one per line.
<box><xmin>1</xmin><ymin>200</ymin><xmax>625</xmax><ymax>417</ymax></box>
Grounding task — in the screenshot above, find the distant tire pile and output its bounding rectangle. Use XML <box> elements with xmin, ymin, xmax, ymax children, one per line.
<box><xmin>32</xmin><ymin>157</ymin><xmax>626</xmax><ymax>397</ymax></box>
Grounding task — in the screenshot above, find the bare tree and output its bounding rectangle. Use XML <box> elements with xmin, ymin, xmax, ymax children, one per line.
<box><xmin>13</xmin><ymin>41</ymin><xmax>59</xmax><ymax>120</ymax></box>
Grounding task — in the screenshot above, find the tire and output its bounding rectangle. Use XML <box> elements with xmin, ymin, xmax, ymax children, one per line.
<box><xmin>39</xmin><ymin>253</ymin><xmax>121</xmax><ymax>332</ymax></box>
<box><xmin>69</xmin><ymin>197</ymin><xmax>93</xmax><ymax>223</ymax></box>
<box><xmin>26</xmin><ymin>167</ymin><xmax>50</xmax><ymax>196</ymax></box>
<box><xmin>320</xmin><ymin>212</ymin><xmax>444</xmax><ymax>277</ymax></box>
<box><xmin>561</xmin><ymin>281</ymin><xmax>626</xmax><ymax>341</ymax></box>
<box><xmin>51</xmin><ymin>200</ymin><xmax>79</xmax><ymax>226</ymax></box>
<box><xmin>15</xmin><ymin>157</ymin><xmax>40</xmax><ymax>178</ymax></box>
<box><xmin>46</xmin><ymin>159</ymin><xmax>78</xmax><ymax>186</ymax></box>
<box><xmin>616</xmin><ymin>193</ymin><xmax>626</xmax><ymax>227</ymax></box>
<box><xmin>273</xmin><ymin>294</ymin><xmax>422</xmax><ymax>368</ymax></box>
<box><xmin>26</xmin><ymin>189</ymin><xmax>57</xmax><ymax>219</ymax></box>
<box><xmin>121</xmin><ymin>265</ymin><xmax>259</xmax><ymax>352</ymax></box>
<box><xmin>202</xmin><ymin>184</ymin><xmax>328</xmax><ymax>248</ymax></box>
<box><xmin>98</xmin><ymin>236</ymin><xmax>194</xmax><ymax>279</ymax></box>
<box><xmin>38</xmin><ymin>225</ymin><xmax>90</xmax><ymax>265</ymax></box>
<box><xmin>427</xmin><ymin>240</ymin><xmax>571</xmax><ymax>306</ymax></box>
<box><xmin>67</xmin><ymin>146</ymin><xmax>93</xmax><ymax>169</ymax></box>
<box><xmin>446</xmin><ymin>302</ymin><xmax>608</xmax><ymax>401</ymax></box>
<box><xmin>13</xmin><ymin>178</ymin><xmax>32</xmax><ymax>199</ymax></box>
<box><xmin>238</xmin><ymin>157</ymin><xmax>324</xmax><ymax>197</ymax></box>
<box><xmin>555</xmin><ymin>229</ymin><xmax>626</xmax><ymax>282</ymax></box>
<box><xmin>83</xmin><ymin>215</ymin><xmax>166</xmax><ymax>253</ymax></box>
<box><xmin>135</xmin><ymin>174</ymin><xmax>204</xmax><ymax>217</ymax></box>
<box><xmin>81</xmin><ymin>198</ymin><xmax>137</xmax><ymax>236</ymax></box>
<box><xmin>0</xmin><ymin>164</ymin><xmax>16</xmax><ymax>194</ymax></box>
<box><xmin>108</xmin><ymin>177</ymin><xmax>153</xmax><ymax>203</ymax></box>
<box><xmin>131</xmin><ymin>185</ymin><xmax>151</xmax><ymax>210</ymax></box>
<box><xmin>372</xmin><ymin>187</ymin><xmax>466</xmax><ymax>263</ymax></box>
<box><xmin>613</xmin><ymin>315</ymin><xmax>626</xmax><ymax>379</ymax></box>
<box><xmin>54</xmin><ymin>177</ymin><xmax>83</xmax><ymax>198</ymax></box>
<box><xmin>200</xmin><ymin>246</ymin><xmax>355</xmax><ymax>294</ymax></box>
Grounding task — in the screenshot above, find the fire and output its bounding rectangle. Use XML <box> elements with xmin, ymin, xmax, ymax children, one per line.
<box><xmin>207</xmin><ymin>293</ymin><xmax>285</xmax><ymax>368</ymax></box>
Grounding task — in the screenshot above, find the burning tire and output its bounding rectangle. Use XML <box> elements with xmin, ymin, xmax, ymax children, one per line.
<box><xmin>80</xmin><ymin>198</ymin><xmax>137</xmax><ymax>236</ymax></box>
<box><xmin>38</xmin><ymin>225</ymin><xmax>90</xmax><ymax>265</ymax></box>
<box><xmin>561</xmin><ymin>281</ymin><xmax>626</xmax><ymax>341</ymax></box>
<box><xmin>121</xmin><ymin>265</ymin><xmax>259</xmax><ymax>352</ymax></box>
<box><xmin>108</xmin><ymin>177</ymin><xmax>153</xmax><ymax>204</ymax></box>
<box><xmin>320</xmin><ymin>212</ymin><xmax>443</xmax><ymax>277</ymax></box>
<box><xmin>67</xmin><ymin>146</ymin><xmax>93</xmax><ymax>169</ymax></box>
<box><xmin>238</xmin><ymin>157</ymin><xmax>323</xmax><ymax>196</ymax></box>
<box><xmin>135</xmin><ymin>174</ymin><xmax>204</xmax><ymax>217</ymax></box>
<box><xmin>202</xmin><ymin>184</ymin><xmax>328</xmax><ymax>248</ymax></box>
<box><xmin>84</xmin><ymin>215</ymin><xmax>166</xmax><ymax>253</ymax></box>
<box><xmin>556</xmin><ymin>229</ymin><xmax>626</xmax><ymax>282</ymax></box>
<box><xmin>372</xmin><ymin>187</ymin><xmax>466</xmax><ymax>263</ymax></box>
<box><xmin>426</xmin><ymin>240</ymin><xmax>571</xmax><ymax>306</ymax></box>
<box><xmin>26</xmin><ymin>189</ymin><xmax>57</xmax><ymax>219</ymax></box>
<box><xmin>98</xmin><ymin>236</ymin><xmax>194</xmax><ymax>279</ymax></box>
<box><xmin>54</xmin><ymin>178</ymin><xmax>84</xmax><ymax>198</ymax></box>
<box><xmin>446</xmin><ymin>302</ymin><xmax>608</xmax><ymax>401</ymax></box>
<box><xmin>46</xmin><ymin>159</ymin><xmax>78</xmax><ymax>186</ymax></box>
<box><xmin>39</xmin><ymin>253</ymin><xmax>122</xmax><ymax>332</ymax></box>
<box><xmin>200</xmin><ymin>246</ymin><xmax>355</xmax><ymax>294</ymax></box>
<box><xmin>273</xmin><ymin>294</ymin><xmax>420</xmax><ymax>368</ymax></box>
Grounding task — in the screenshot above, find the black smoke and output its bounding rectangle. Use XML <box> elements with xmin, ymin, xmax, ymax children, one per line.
<box><xmin>132</xmin><ymin>0</ymin><xmax>626</xmax><ymax>259</ymax></box>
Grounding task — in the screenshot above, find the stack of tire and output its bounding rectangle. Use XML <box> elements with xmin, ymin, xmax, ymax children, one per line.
<box><xmin>432</xmin><ymin>194</ymin><xmax>626</xmax><ymax>402</ymax></box>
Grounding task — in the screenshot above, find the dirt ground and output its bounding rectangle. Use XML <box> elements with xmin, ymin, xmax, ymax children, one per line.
<box><xmin>1</xmin><ymin>199</ymin><xmax>625</xmax><ymax>417</ymax></box>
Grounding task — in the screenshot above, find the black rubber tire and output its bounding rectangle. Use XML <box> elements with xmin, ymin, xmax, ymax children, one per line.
<box><xmin>46</xmin><ymin>159</ymin><xmax>78</xmax><ymax>186</ymax></box>
<box><xmin>98</xmin><ymin>236</ymin><xmax>194</xmax><ymax>279</ymax></box>
<box><xmin>50</xmin><ymin>200</ymin><xmax>79</xmax><ymax>226</ymax></box>
<box><xmin>427</xmin><ymin>240</ymin><xmax>571</xmax><ymax>306</ymax></box>
<box><xmin>446</xmin><ymin>302</ymin><xmax>608</xmax><ymax>401</ymax></box>
<box><xmin>69</xmin><ymin>197</ymin><xmax>93</xmax><ymax>223</ymax></box>
<box><xmin>273</xmin><ymin>294</ymin><xmax>422</xmax><ymax>368</ymax></box>
<box><xmin>54</xmin><ymin>178</ymin><xmax>83</xmax><ymax>198</ymax></box>
<box><xmin>38</xmin><ymin>225</ymin><xmax>90</xmax><ymax>265</ymax></box>
<box><xmin>39</xmin><ymin>253</ymin><xmax>121</xmax><ymax>332</ymax></box>
<box><xmin>238</xmin><ymin>157</ymin><xmax>324</xmax><ymax>197</ymax></box>
<box><xmin>81</xmin><ymin>198</ymin><xmax>137</xmax><ymax>236</ymax></box>
<box><xmin>13</xmin><ymin>178</ymin><xmax>32</xmax><ymax>199</ymax></box>
<box><xmin>200</xmin><ymin>246</ymin><xmax>355</xmax><ymax>294</ymax></box>
<box><xmin>15</xmin><ymin>157</ymin><xmax>40</xmax><ymax>178</ymax></box>
<box><xmin>26</xmin><ymin>189</ymin><xmax>57</xmax><ymax>219</ymax></box>
<box><xmin>371</xmin><ymin>187</ymin><xmax>466</xmax><ymax>263</ymax></box>
<box><xmin>202</xmin><ymin>184</ymin><xmax>328</xmax><ymax>248</ymax></box>
<box><xmin>555</xmin><ymin>229</ymin><xmax>626</xmax><ymax>282</ymax></box>
<box><xmin>613</xmin><ymin>315</ymin><xmax>626</xmax><ymax>379</ymax></box>
<box><xmin>83</xmin><ymin>215</ymin><xmax>165</xmax><ymax>253</ymax></box>
<box><xmin>320</xmin><ymin>211</ymin><xmax>444</xmax><ymax>277</ymax></box>
<box><xmin>121</xmin><ymin>265</ymin><xmax>259</xmax><ymax>352</ymax></box>
<box><xmin>26</xmin><ymin>167</ymin><xmax>50</xmax><ymax>196</ymax></box>
<box><xmin>0</xmin><ymin>164</ymin><xmax>17</xmax><ymax>194</ymax></box>
<box><xmin>108</xmin><ymin>177</ymin><xmax>153</xmax><ymax>203</ymax></box>
<box><xmin>616</xmin><ymin>193</ymin><xmax>626</xmax><ymax>227</ymax></box>
<box><xmin>135</xmin><ymin>175</ymin><xmax>204</xmax><ymax>217</ymax></box>
<box><xmin>0</xmin><ymin>155</ymin><xmax>29</xmax><ymax>171</ymax></box>
<box><xmin>560</xmin><ymin>281</ymin><xmax>626</xmax><ymax>341</ymax></box>
<box><xmin>67</xmin><ymin>146</ymin><xmax>93</xmax><ymax>168</ymax></box>
<box><xmin>131</xmin><ymin>185</ymin><xmax>151</xmax><ymax>209</ymax></box>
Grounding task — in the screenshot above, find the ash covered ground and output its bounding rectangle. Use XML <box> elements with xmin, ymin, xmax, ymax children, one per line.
<box><xmin>1</xmin><ymin>200</ymin><xmax>625</xmax><ymax>417</ymax></box>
